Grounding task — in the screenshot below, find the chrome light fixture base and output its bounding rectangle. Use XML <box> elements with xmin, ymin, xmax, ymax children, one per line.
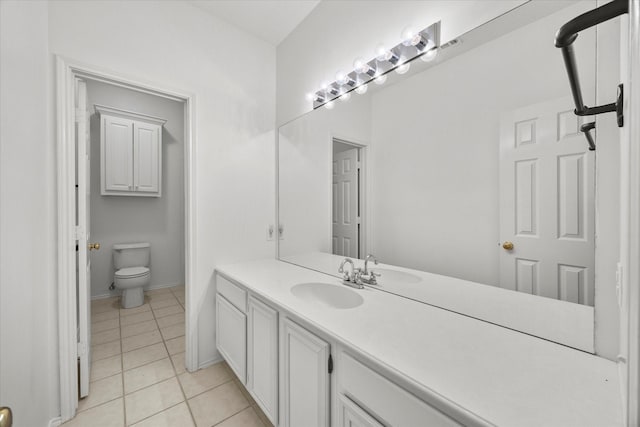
<box><xmin>312</xmin><ymin>21</ymin><xmax>440</xmax><ymax>109</ymax></box>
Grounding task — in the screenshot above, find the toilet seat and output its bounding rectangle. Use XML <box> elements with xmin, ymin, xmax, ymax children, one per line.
<box><xmin>115</xmin><ymin>266</ymin><xmax>150</xmax><ymax>279</ymax></box>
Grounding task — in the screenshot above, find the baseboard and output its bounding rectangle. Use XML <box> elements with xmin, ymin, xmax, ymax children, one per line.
<box><xmin>91</xmin><ymin>282</ymin><xmax>183</xmax><ymax>300</ymax></box>
<box><xmin>48</xmin><ymin>417</ymin><xmax>62</xmax><ymax>427</ymax></box>
<box><xmin>198</xmin><ymin>354</ymin><xmax>224</xmax><ymax>371</ymax></box>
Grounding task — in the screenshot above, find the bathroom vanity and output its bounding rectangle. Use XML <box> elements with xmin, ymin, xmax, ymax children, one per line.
<box><xmin>215</xmin><ymin>259</ymin><xmax>622</xmax><ymax>427</ymax></box>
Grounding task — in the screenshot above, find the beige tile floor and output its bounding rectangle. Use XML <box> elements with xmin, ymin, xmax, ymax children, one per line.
<box><xmin>63</xmin><ymin>286</ymin><xmax>274</xmax><ymax>427</ymax></box>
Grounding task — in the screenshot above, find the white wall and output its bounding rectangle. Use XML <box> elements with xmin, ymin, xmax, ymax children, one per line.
<box><xmin>48</xmin><ymin>0</ymin><xmax>276</xmax><ymax>369</ymax></box>
<box><xmin>86</xmin><ymin>79</ymin><xmax>185</xmax><ymax>298</ymax></box>
<box><xmin>0</xmin><ymin>1</ymin><xmax>60</xmax><ymax>426</ymax></box>
<box><xmin>276</xmin><ymin>0</ymin><xmax>526</xmax><ymax>126</ymax></box>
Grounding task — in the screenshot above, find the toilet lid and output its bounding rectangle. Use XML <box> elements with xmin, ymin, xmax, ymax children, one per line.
<box><xmin>115</xmin><ymin>267</ymin><xmax>150</xmax><ymax>278</ymax></box>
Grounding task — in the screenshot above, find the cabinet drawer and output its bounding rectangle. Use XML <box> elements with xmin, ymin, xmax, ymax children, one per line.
<box><xmin>217</xmin><ymin>274</ymin><xmax>247</xmax><ymax>313</ymax></box>
<box><xmin>339</xmin><ymin>353</ymin><xmax>461</xmax><ymax>427</ymax></box>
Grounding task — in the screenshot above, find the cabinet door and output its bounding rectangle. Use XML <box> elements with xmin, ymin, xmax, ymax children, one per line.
<box><xmin>216</xmin><ymin>294</ymin><xmax>246</xmax><ymax>383</ymax></box>
<box><xmin>281</xmin><ymin>318</ymin><xmax>330</xmax><ymax>427</ymax></box>
<box><xmin>338</xmin><ymin>395</ymin><xmax>384</xmax><ymax>427</ymax></box>
<box><xmin>247</xmin><ymin>296</ymin><xmax>278</xmax><ymax>425</ymax></box>
<box><xmin>133</xmin><ymin>122</ymin><xmax>161</xmax><ymax>194</ymax></box>
<box><xmin>102</xmin><ymin>115</ymin><xmax>134</xmax><ymax>193</ymax></box>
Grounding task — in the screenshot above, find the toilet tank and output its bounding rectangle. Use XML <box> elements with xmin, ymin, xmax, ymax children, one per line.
<box><xmin>113</xmin><ymin>243</ymin><xmax>150</xmax><ymax>269</ymax></box>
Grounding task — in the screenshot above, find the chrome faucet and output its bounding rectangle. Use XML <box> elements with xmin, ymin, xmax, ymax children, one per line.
<box><xmin>363</xmin><ymin>254</ymin><xmax>378</xmax><ymax>275</ymax></box>
<box><xmin>338</xmin><ymin>258</ymin><xmax>364</xmax><ymax>289</ymax></box>
<box><xmin>361</xmin><ymin>254</ymin><xmax>381</xmax><ymax>285</ymax></box>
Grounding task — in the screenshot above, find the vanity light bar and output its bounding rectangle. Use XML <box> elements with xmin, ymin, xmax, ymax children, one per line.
<box><xmin>311</xmin><ymin>21</ymin><xmax>441</xmax><ymax>110</ymax></box>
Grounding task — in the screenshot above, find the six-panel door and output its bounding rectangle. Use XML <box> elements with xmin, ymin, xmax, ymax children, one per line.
<box><xmin>247</xmin><ymin>296</ymin><xmax>279</xmax><ymax>425</ymax></box>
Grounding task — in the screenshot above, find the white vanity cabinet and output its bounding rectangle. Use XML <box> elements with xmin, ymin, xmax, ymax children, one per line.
<box><xmin>337</xmin><ymin>352</ymin><xmax>461</xmax><ymax>427</ymax></box>
<box><xmin>95</xmin><ymin>105</ymin><xmax>165</xmax><ymax>197</ymax></box>
<box><xmin>280</xmin><ymin>318</ymin><xmax>330</xmax><ymax>427</ymax></box>
<box><xmin>247</xmin><ymin>296</ymin><xmax>278</xmax><ymax>424</ymax></box>
<box><xmin>215</xmin><ymin>276</ymin><xmax>248</xmax><ymax>383</ymax></box>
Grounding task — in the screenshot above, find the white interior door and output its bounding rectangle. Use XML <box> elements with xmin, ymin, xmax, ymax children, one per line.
<box><xmin>333</xmin><ymin>147</ymin><xmax>359</xmax><ymax>258</ymax></box>
<box><xmin>499</xmin><ymin>97</ymin><xmax>595</xmax><ymax>305</ymax></box>
<box><xmin>76</xmin><ymin>78</ymin><xmax>92</xmax><ymax>397</ymax></box>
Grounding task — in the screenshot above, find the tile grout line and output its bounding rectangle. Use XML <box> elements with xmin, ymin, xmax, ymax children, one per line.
<box><xmin>147</xmin><ymin>292</ymin><xmax>198</xmax><ymax>427</ymax></box>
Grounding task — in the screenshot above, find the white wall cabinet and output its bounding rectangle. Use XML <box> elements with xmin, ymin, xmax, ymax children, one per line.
<box><xmin>247</xmin><ymin>296</ymin><xmax>279</xmax><ymax>425</ymax></box>
<box><xmin>215</xmin><ymin>294</ymin><xmax>246</xmax><ymax>383</ymax></box>
<box><xmin>280</xmin><ymin>318</ymin><xmax>330</xmax><ymax>427</ymax></box>
<box><xmin>96</xmin><ymin>105</ymin><xmax>165</xmax><ymax>197</ymax></box>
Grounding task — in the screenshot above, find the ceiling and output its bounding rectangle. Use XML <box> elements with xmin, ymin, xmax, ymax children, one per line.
<box><xmin>189</xmin><ymin>0</ymin><xmax>321</xmax><ymax>46</ymax></box>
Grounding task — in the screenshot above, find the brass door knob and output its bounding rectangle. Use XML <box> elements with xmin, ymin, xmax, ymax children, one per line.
<box><xmin>502</xmin><ymin>241</ymin><xmax>514</xmax><ymax>251</ymax></box>
<box><xmin>0</xmin><ymin>407</ymin><xmax>13</xmax><ymax>427</ymax></box>
<box><xmin>89</xmin><ymin>243</ymin><xmax>101</xmax><ymax>250</ymax></box>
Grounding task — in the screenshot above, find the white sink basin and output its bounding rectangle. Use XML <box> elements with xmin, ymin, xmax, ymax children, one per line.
<box><xmin>291</xmin><ymin>282</ymin><xmax>364</xmax><ymax>309</ymax></box>
<box><xmin>374</xmin><ymin>269</ymin><xmax>422</xmax><ymax>285</ymax></box>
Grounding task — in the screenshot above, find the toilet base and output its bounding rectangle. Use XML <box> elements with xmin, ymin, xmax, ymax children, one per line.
<box><xmin>121</xmin><ymin>286</ymin><xmax>144</xmax><ymax>309</ymax></box>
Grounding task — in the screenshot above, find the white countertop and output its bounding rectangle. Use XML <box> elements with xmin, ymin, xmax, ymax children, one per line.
<box><xmin>217</xmin><ymin>258</ymin><xmax>622</xmax><ymax>427</ymax></box>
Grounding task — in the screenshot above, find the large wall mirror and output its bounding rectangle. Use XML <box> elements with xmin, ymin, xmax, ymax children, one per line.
<box><xmin>278</xmin><ymin>1</ymin><xmax>621</xmax><ymax>354</ymax></box>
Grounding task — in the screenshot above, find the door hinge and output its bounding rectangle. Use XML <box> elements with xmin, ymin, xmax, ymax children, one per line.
<box><xmin>77</xmin><ymin>342</ymin><xmax>86</xmax><ymax>358</ymax></box>
<box><xmin>328</xmin><ymin>354</ymin><xmax>333</xmax><ymax>374</ymax></box>
<box><xmin>74</xmin><ymin>226</ymin><xmax>85</xmax><ymax>241</ymax></box>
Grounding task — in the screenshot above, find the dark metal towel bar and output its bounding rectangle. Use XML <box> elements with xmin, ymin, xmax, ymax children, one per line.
<box><xmin>555</xmin><ymin>0</ymin><xmax>628</xmax><ymax>150</ymax></box>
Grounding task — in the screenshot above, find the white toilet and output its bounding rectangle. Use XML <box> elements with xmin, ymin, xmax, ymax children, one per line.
<box><xmin>113</xmin><ymin>242</ymin><xmax>151</xmax><ymax>309</ymax></box>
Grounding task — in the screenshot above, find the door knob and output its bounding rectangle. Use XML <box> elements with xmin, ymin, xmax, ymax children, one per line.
<box><xmin>89</xmin><ymin>243</ymin><xmax>101</xmax><ymax>250</ymax></box>
<box><xmin>502</xmin><ymin>241</ymin><xmax>514</xmax><ymax>251</ymax></box>
<box><xmin>0</xmin><ymin>407</ymin><xmax>13</xmax><ymax>427</ymax></box>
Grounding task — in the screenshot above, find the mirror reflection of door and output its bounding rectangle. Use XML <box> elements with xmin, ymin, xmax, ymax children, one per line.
<box><xmin>332</xmin><ymin>139</ymin><xmax>361</xmax><ymax>258</ymax></box>
<box><xmin>499</xmin><ymin>97</ymin><xmax>595</xmax><ymax>305</ymax></box>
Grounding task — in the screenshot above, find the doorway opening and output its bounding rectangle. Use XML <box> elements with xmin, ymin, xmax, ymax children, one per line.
<box><xmin>56</xmin><ymin>57</ymin><xmax>197</xmax><ymax>423</ymax></box>
<box><xmin>332</xmin><ymin>138</ymin><xmax>365</xmax><ymax>259</ymax></box>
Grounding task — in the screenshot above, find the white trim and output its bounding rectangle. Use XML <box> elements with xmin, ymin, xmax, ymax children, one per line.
<box><xmin>624</xmin><ymin>1</ymin><xmax>640</xmax><ymax>424</ymax></box>
<box><xmin>90</xmin><ymin>282</ymin><xmax>185</xmax><ymax>301</ymax></box>
<box><xmin>48</xmin><ymin>416</ymin><xmax>62</xmax><ymax>427</ymax></box>
<box><xmin>55</xmin><ymin>56</ymin><xmax>198</xmax><ymax>422</ymax></box>
<box><xmin>198</xmin><ymin>354</ymin><xmax>225</xmax><ymax>370</ymax></box>
<box><xmin>94</xmin><ymin>104</ymin><xmax>167</xmax><ymax>126</ymax></box>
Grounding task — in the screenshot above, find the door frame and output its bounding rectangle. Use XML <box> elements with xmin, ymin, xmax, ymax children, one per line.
<box><xmin>330</xmin><ymin>135</ymin><xmax>369</xmax><ymax>259</ymax></box>
<box><xmin>55</xmin><ymin>56</ymin><xmax>198</xmax><ymax>422</ymax></box>
<box><xmin>624</xmin><ymin>0</ymin><xmax>640</xmax><ymax>423</ymax></box>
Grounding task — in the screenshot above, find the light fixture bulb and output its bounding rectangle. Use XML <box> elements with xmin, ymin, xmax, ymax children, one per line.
<box><xmin>320</xmin><ymin>81</ymin><xmax>329</xmax><ymax>91</ymax></box>
<box><xmin>353</xmin><ymin>57</ymin><xmax>376</xmax><ymax>77</ymax></box>
<box><xmin>325</xmin><ymin>101</ymin><xmax>335</xmax><ymax>110</ymax></box>
<box><xmin>395</xmin><ymin>62</ymin><xmax>410</xmax><ymax>75</ymax></box>
<box><xmin>374</xmin><ymin>74</ymin><xmax>387</xmax><ymax>85</ymax></box>
<box><xmin>375</xmin><ymin>44</ymin><xmax>399</xmax><ymax>65</ymax></box>
<box><xmin>401</xmin><ymin>27</ymin><xmax>418</xmax><ymax>46</ymax></box>
<box><xmin>421</xmin><ymin>47</ymin><xmax>438</xmax><ymax>62</ymax></box>
<box><xmin>340</xmin><ymin>92</ymin><xmax>351</xmax><ymax>102</ymax></box>
<box><xmin>335</xmin><ymin>71</ymin><xmax>347</xmax><ymax>85</ymax></box>
<box><xmin>305</xmin><ymin>93</ymin><xmax>315</xmax><ymax>101</ymax></box>
<box><xmin>355</xmin><ymin>84</ymin><xmax>368</xmax><ymax>95</ymax></box>
<box><xmin>375</xmin><ymin>44</ymin><xmax>389</xmax><ymax>61</ymax></box>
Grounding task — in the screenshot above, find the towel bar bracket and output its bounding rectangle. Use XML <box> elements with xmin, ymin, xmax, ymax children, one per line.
<box><xmin>555</xmin><ymin>0</ymin><xmax>628</xmax><ymax>150</ymax></box>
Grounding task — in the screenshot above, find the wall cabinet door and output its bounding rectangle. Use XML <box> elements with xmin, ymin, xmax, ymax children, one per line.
<box><xmin>103</xmin><ymin>115</ymin><xmax>134</xmax><ymax>192</ymax></box>
<box><xmin>338</xmin><ymin>395</ymin><xmax>384</xmax><ymax>427</ymax></box>
<box><xmin>247</xmin><ymin>296</ymin><xmax>278</xmax><ymax>425</ymax></box>
<box><xmin>281</xmin><ymin>318</ymin><xmax>330</xmax><ymax>427</ymax></box>
<box><xmin>216</xmin><ymin>294</ymin><xmax>246</xmax><ymax>383</ymax></box>
<box><xmin>133</xmin><ymin>122</ymin><xmax>161</xmax><ymax>194</ymax></box>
